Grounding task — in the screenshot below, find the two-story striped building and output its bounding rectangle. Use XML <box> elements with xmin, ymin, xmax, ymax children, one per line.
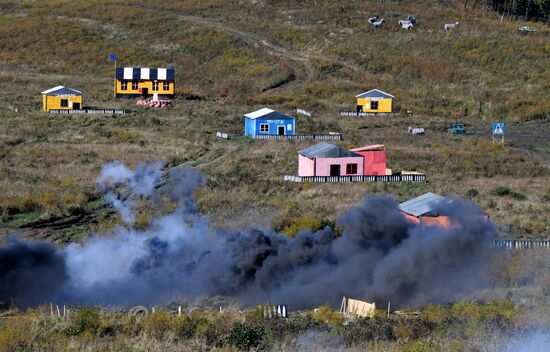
<box><xmin>114</xmin><ymin>67</ymin><xmax>175</xmax><ymax>98</ymax></box>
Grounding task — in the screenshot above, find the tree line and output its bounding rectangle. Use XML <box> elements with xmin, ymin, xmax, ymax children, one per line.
<box><xmin>464</xmin><ymin>0</ymin><xmax>550</xmax><ymax>23</ymax></box>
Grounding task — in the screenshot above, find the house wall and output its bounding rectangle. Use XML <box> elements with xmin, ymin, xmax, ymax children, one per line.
<box><xmin>43</xmin><ymin>94</ymin><xmax>83</xmax><ymax>112</ymax></box>
<box><xmin>354</xmin><ymin>150</ymin><xmax>387</xmax><ymax>175</ymax></box>
<box><xmin>298</xmin><ymin>155</ymin><xmax>315</xmax><ymax>176</ymax></box>
<box><xmin>253</xmin><ymin>118</ymin><xmax>295</xmax><ymax>136</ymax></box>
<box><xmin>420</xmin><ymin>216</ymin><xmax>453</xmax><ymax>228</ymax></box>
<box><xmin>357</xmin><ymin>98</ymin><xmax>392</xmax><ymax>113</ymax></box>
<box><xmin>314</xmin><ymin>156</ymin><xmax>364</xmax><ymax>176</ymax></box>
<box><xmin>115</xmin><ymin>79</ymin><xmax>174</xmax><ymax>97</ymax></box>
<box><xmin>244</xmin><ymin>118</ymin><xmax>256</xmax><ymax>137</ymax></box>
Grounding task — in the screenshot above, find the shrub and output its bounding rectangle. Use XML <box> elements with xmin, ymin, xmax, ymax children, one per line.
<box><xmin>393</xmin><ymin>324</ymin><xmax>413</xmax><ymax>341</ymax></box>
<box><xmin>175</xmin><ymin>315</ymin><xmax>207</xmax><ymax>340</ymax></box>
<box><xmin>142</xmin><ymin>310</ymin><xmax>172</xmax><ymax>339</ymax></box>
<box><xmin>64</xmin><ymin>307</ymin><xmax>101</xmax><ymax>337</ymax></box>
<box><xmin>227</xmin><ymin>323</ymin><xmax>264</xmax><ymax>350</ymax></box>
<box><xmin>338</xmin><ymin>317</ymin><xmax>395</xmax><ymax>346</ymax></box>
<box><xmin>311</xmin><ymin>305</ymin><xmax>345</xmax><ymax>326</ymax></box>
<box><xmin>492</xmin><ymin>186</ymin><xmax>511</xmax><ymax>197</ymax></box>
<box><xmin>466</xmin><ymin>188</ymin><xmax>479</xmax><ymax>198</ymax></box>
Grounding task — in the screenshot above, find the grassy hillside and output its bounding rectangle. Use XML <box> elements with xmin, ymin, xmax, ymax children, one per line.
<box><xmin>0</xmin><ymin>0</ymin><xmax>549</xmax><ymax>242</ymax></box>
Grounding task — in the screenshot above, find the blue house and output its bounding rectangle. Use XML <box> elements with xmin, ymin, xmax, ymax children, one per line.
<box><xmin>244</xmin><ymin>108</ymin><xmax>295</xmax><ymax>138</ymax></box>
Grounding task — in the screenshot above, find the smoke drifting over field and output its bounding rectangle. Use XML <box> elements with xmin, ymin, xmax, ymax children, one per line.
<box><xmin>0</xmin><ymin>161</ymin><xmax>495</xmax><ymax>308</ymax></box>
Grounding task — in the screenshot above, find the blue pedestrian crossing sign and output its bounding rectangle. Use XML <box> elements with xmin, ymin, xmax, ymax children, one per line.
<box><xmin>492</xmin><ymin>123</ymin><xmax>504</xmax><ymax>136</ymax></box>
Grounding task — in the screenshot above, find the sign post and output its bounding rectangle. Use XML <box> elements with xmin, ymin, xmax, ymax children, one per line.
<box><xmin>492</xmin><ymin>122</ymin><xmax>504</xmax><ymax>144</ymax></box>
<box><xmin>108</xmin><ymin>54</ymin><xmax>118</xmax><ymax>99</ymax></box>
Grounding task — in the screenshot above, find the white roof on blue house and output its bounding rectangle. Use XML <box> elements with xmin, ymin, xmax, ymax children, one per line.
<box><xmin>41</xmin><ymin>85</ymin><xmax>82</xmax><ymax>96</ymax></box>
<box><xmin>355</xmin><ymin>89</ymin><xmax>394</xmax><ymax>99</ymax></box>
<box><xmin>398</xmin><ymin>192</ymin><xmax>444</xmax><ymax>217</ymax></box>
<box><xmin>245</xmin><ymin>108</ymin><xmax>294</xmax><ymax>120</ymax></box>
<box><xmin>299</xmin><ymin>142</ymin><xmax>362</xmax><ymax>158</ymax></box>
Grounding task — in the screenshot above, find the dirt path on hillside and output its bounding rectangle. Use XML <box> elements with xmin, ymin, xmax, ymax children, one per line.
<box><xmin>173</xmin><ymin>14</ymin><xmax>367</xmax><ymax>83</ymax></box>
<box><xmin>137</xmin><ymin>6</ymin><xmax>367</xmax><ymax>93</ymax></box>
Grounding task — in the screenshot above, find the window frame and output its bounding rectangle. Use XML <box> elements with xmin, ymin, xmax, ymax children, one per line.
<box><xmin>163</xmin><ymin>81</ymin><xmax>170</xmax><ymax>91</ymax></box>
<box><xmin>60</xmin><ymin>99</ymin><xmax>69</xmax><ymax>107</ymax></box>
<box><xmin>132</xmin><ymin>81</ymin><xmax>138</xmax><ymax>90</ymax></box>
<box><xmin>121</xmin><ymin>81</ymin><xmax>128</xmax><ymax>91</ymax></box>
<box><xmin>346</xmin><ymin>163</ymin><xmax>358</xmax><ymax>175</ymax></box>
<box><xmin>259</xmin><ymin>123</ymin><xmax>269</xmax><ymax>133</ymax></box>
<box><xmin>153</xmin><ymin>80</ymin><xmax>158</xmax><ymax>91</ymax></box>
<box><xmin>370</xmin><ymin>101</ymin><xmax>379</xmax><ymax>110</ymax></box>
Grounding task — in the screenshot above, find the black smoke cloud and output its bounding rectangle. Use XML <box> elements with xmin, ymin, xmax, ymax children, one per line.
<box><xmin>0</xmin><ymin>238</ymin><xmax>67</xmax><ymax>307</ymax></box>
<box><xmin>1</xmin><ymin>162</ymin><xmax>495</xmax><ymax>309</ymax></box>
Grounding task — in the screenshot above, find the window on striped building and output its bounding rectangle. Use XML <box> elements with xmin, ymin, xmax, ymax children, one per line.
<box><xmin>163</xmin><ymin>82</ymin><xmax>169</xmax><ymax>91</ymax></box>
<box><xmin>132</xmin><ymin>81</ymin><xmax>138</xmax><ymax>90</ymax></box>
<box><xmin>121</xmin><ymin>81</ymin><xmax>127</xmax><ymax>91</ymax></box>
<box><xmin>153</xmin><ymin>81</ymin><xmax>158</xmax><ymax>91</ymax></box>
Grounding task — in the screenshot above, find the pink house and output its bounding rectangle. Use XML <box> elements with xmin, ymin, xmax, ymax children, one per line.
<box><xmin>298</xmin><ymin>142</ymin><xmax>364</xmax><ymax>177</ymax></box>
<box><xmin>350</xmin><ymin>144</ymin><xmax>387</xmax><ymax>176</ymax></box>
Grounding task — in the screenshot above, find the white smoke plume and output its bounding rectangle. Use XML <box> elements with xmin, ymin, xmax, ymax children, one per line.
<box><xmin>504</xmin><ymin>330</ymin><xmax>550</xmax><ymax>352</ymax></box>
<box><xmin>96</xmin><ymin>160</ymin><xmax>165</xmax><ymax>224</ymax></box>
<box><xmin>1</xmin><ymin>161</ymin><xmax>496</xmax><ymax>309</ymax></box>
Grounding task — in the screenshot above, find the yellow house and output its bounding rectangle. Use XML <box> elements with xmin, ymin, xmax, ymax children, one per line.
<box><xmin>115</xmin><ymin>67</ymin><xmax>175</xmax><ymax>98</ymax></box>
<box><xmin>41</xmin><ymin>86</ymin><xmax>83</xmax><ymax>112</ymax></box>
<box><xmin>356</xmin><ymin>89</ymin><xmax>394</xmax><ymax>113</ymax></box>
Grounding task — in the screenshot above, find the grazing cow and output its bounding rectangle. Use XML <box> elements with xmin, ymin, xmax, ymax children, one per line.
<box><xmin>444</xmin><ymin>22</ymin><xmax>460</xmax><ymax>31</ymax></box>
<box><xmin>399</xmin><ymin>20</ymin><xmax>414</xmax><ymax>30</ymax></box>
<box><xmin>368</xmin><ymin>16</ymin><xmax>379</xmax><ymax>24</ymax></box>
<box><xmin>408</xmin><ymin>16</ymin><xmax>417</xmax><ymax>25</ymax></box>
<box><xmin>371</xmin><ymin>18</ymin><xmax>385</xmax><ymax>28</ymax></box>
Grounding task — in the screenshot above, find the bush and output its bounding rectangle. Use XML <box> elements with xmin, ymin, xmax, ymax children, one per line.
<box><xmin>338</xmin><ymin>317</ymin><xmax>395</xmax><ymax>346</ymax></box>
<box><xmin>311</xmin><ymin>305</ymin><xmax>345</xmax><ymax>326</ymax></box>
<box><xmin>227</xmin><ymin>323</ymin><xmax>264</xmax><ymax>350</ymax></box>
<box><xmin>64</xmin><ymin>307</ymin><xmax>101</xmax><ymax>337</ymax></box>
<box><xmin>142</xmin><ymin>310</ymin><xmax>172</xmax><ymax>339</ymax></box>
<box><xmin>176</xmin><ymin>315</ymin><xmax>207</xmax><ymax>340</ymax></box>
<box><xmin>492</xmin><ymin>186</ymin><xmax>511</xmax><ymax>197</ymax></box>
<box><xmin>466</xmin><ymin>188</ymin><xmax>479</xmax><ymax>198</ymax></box>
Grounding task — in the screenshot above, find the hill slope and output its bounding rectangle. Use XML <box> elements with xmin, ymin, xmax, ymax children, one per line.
<box><xmin>0</xmin><ymin>0</ymin><xmax>548</xmax><ymax>242</ymax></box>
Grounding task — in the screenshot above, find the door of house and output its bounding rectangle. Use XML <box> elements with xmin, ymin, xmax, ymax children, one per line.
<box><xmin>73</xmin><ymin>102</ymin><xmax>80</xmax><ymax>109</ymax></box>
<box><xmin>142</xmin><ymin>88</ymin><xmax>148</xmax><ymax>97</ymax></box>
<box><xmin>330</xmin><ymin>165</ymin><xmax>341</xmax><ymax>176</ymax></box>
<box><xmin>278</xmin><ymin>126</ymin><xmax>285</xmax><ymax>135</ymax></box>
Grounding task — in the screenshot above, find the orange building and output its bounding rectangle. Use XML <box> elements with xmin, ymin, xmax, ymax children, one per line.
<box><xmin>399</xmin><ymin>193</ymin><xmax>489</xmax><ymax>228</ymax></box>
<box><xmin>399</xmin><ymin>193</ymin><xmax>453</xmax><ymax>228</ymax></box>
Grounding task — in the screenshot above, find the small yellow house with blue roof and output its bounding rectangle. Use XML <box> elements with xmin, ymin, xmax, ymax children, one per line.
<box><xmin>356</xmin><ymin>89</ymin><xmax>394</xmax><ymax>113</ymax></box>
<box><xmin>42</xmin><ymin>86</ymin><xmax>83</xmax><ymax>112</ymax></box>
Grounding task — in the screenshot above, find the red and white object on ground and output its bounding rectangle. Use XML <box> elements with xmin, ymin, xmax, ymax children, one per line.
<box><xmin>136</xmin><ymin>99</ymin><xmax>173</xmax><ymax>108</ymax></box>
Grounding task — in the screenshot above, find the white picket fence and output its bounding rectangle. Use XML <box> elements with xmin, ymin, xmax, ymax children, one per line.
<box><xmin>339</xmin><ymin>111</ymin><xmax>397</xmax><ymax>117</ymax></box>
<box><xmin>49</xmin><ymin>109</ymin><xmax>126</xmax><ymax>115</ymax></box>
<box><xmin>296</xmin><ymin>108</ymin><xmax>313</xmax><ymax>117</ymax></box>
<box><xmin>491</xmin><ymin>239</ymin><xmax>550</xmax><ymax>250</ymax></box>
<box><xmin>254</xmin><ymin>134</ymin><xmax>342</xmax><ymax>141</ymax></box>
<box><xmin>283</xmin><ymin>174</ymin><xmax>427</xmax><ymax>183</ymax></box>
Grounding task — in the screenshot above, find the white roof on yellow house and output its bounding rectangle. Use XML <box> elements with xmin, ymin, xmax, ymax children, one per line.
<box><xmin>356</xmin><ymin>89</ymin><xmax>394</xmax><ymax>100</ymax></box>
<box><xmin>41</xmin><ymin>85</ymin><xmax>83</xmax><ymax>96</ymax></box>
